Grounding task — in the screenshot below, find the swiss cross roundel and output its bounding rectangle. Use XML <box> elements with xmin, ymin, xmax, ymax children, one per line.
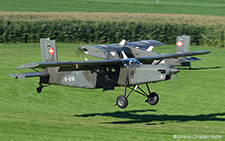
<box><xmin>176</xmin><ymin>41</ymin><xmax>183</xmax><ymax>47</ymax></box>
<box><xmin>48</xmin><ymin>47</ymin><xmax>55</xmax><ymax>55</ymax></box>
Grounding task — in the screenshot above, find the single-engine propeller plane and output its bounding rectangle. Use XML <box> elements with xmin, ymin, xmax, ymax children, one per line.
<box><xmin>79</xmin><ymin>35</ymin><xmax>201</xmax><ymax>68</ymax></box>
<box><xmin>9</xmin><ymin>38</ymin><xmax>210</xmax><ymax>109</ymax></box>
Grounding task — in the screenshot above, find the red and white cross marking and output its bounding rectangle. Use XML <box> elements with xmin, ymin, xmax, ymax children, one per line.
<box><xmin>48</xmin><ymin>47</ymin><xmax>55</xmax><ymax>55</ymax></box>
<box><xmin>176</xmin><ymin>41</ymin><xmax>183</xmax><ymax>47</ymax></box>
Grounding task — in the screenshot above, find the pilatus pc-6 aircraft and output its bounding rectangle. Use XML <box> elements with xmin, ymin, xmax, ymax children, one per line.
<box><xmin>79</xmin><ymin>35</ymin><xmax>200</xmax><ymax>68</ymax></box>
<box><xmin>9</xmin><ymin>38</ymin><xmax>210</xmax><ymax>109</ymax></box>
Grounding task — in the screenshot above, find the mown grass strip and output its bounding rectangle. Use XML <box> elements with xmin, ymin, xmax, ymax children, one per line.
<box><xmin>0</xmin><ymin>12</ymin><xmax>225</xmax><ymax>26</ymax></box>
<box><xmin>0</xmin><ymin>0</ymin><xmax>225</xmax><ymax>16</ymax></box>
<box><xmin>1</xmin><ymin>43</ymin><xmax>225</xmax><ymax>140</ymax></box>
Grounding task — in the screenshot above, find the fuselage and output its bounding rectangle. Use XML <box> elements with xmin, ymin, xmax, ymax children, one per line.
<box><xmin>47</xmin><ymin>59</ymin><xmax>178</xmax><ymax>90</ymax></box>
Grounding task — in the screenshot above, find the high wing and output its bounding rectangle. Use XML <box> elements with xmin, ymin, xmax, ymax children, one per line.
<box><xmin>16</xmin><ymin>59</ymin><xmax>122</xmax><ymax>70</ymax></box>
<box><xmin>126</xmin><ymin>40</ymin><xmax>165</xmax><ymax>50</ymax></box>
<box><xmin>10</xmin><ymin>50</ymin><xmax>209</xmax><ymax>79</ymax></box>
<box><xmin>79</xmin><ymin>39</ymin><xmax>165</xmax><ymax>59</ymax></box>
<box><xmin>136</xmin><ymin>50</ymin><xmax>210</xmax><ymax>64</ymax></box>
<box><xmin>10</xmin><ymin>59</ymin><xmax>122</xmax><ymax>79</ymax></box>
<box><xmin>15</xmin><ymin>50</ymin><xmax>210</xmax><ymax>70</ymax></box>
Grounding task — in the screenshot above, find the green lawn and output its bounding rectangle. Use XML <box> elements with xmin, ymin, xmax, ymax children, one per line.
<box><xmin>0</xmin><ymin>43</ymin><xmax>224</xmax><ymax>140</ymax></box>
<box><xmin>0</xmin><ymin>0</ymin><xmax>225</xmax><ymax>16</ymax></box>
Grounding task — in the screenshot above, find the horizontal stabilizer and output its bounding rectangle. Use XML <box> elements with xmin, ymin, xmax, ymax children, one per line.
<box><xmin>9</xmin><ymin>72</ymin><xmax>49</xmax><ymax>79</ymax></box>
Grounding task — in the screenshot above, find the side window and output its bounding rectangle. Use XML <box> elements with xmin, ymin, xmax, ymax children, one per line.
<box><xmin>111</xmin><ymin>66</ymin><xmax>116</xmax><ymax>73</ymax></box>
<box><xmin>99</xmin><ymin>65</ymin><xmax>119</xmax><ymax>73</ymax></box>
<box><xmin>99</xmin><ymin>66</ymin><xmax>106</xmax><ymax>74</ymax></box>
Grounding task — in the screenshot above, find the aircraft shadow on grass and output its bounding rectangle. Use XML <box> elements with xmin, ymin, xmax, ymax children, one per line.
<box><xmin>74</xmin><ymin>110</ymin><xmax>225</xmax><ymax>125</ymax></box>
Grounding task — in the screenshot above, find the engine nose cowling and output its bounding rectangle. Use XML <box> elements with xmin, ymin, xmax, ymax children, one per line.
<box><xmin>169</xmin><ymin>66</ymin><xmax>179</xmax><ymax>74</ymax></box>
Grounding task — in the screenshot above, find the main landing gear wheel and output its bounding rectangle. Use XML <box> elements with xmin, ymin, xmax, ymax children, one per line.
<box><xmin>146</xmin><ymin>92</ymin><xmax>159</xmax><ymax>106</ymax></box>
<box><xmin>116</xmin><ymin>95</ymin><xmax>128</xmax><ymax>109</ymax></box>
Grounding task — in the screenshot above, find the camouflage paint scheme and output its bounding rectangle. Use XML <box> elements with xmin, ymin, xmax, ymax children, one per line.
<box><xmin>79</xmin><ymin>35</ymin><xmax>200</xmax><ymax>67</ymax></box>
<box><xmin>9</xmin><ymin>38</ymin><xmax>210</xmax><ymax>108</ymax></box>
<box><xmin>48</xmin><ymin>62</ymin><xmax>175</xmax><ymax>90</ymax></box>
<box><xmin>9</xmin><ymin>38</ymin><xmax>209</xmax><ymax>91</ymax></box>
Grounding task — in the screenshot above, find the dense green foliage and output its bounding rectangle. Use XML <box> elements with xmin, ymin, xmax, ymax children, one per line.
<box><xmin>0</xmin><ymin>20</ymin><xmax>224</xmax><ymax>47</ymax></box>
<box><xmin>1</xmin><ymin>0</ymin><xmax>224</xmax><ymax>47</ymax></box>
<box><xmin>1</xmin><ymin>43</ymin><xmax>224</xmax><ymax>140</ymax></box>
<box><xmin>1</xmin><ymin>0</ymin><xmax>225</xmax><ymax>16</ymax></box>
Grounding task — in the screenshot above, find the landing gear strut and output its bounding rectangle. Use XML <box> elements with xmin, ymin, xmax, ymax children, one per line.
<box><xmin>115</xmin><ymin>83</ymin><xmax>159</xmax><ymax>109</ymax></box>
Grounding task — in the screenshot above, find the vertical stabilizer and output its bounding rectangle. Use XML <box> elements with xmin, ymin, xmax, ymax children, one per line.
<box><xmin>40</xmin><ymin>38</ymin><xmax>58</xmax><ymax>62</ymax></box>
<box><xmin>40</xmin><ymin>38</ymin><xmax>58</xmax><ymax>73</ymax></box>
<box><xmin>175</xmin><ymin>35</ymin><xmax>191</xmax><ymax>52</ymax></box>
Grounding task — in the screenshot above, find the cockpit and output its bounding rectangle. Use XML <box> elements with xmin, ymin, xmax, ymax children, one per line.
<box><xmin>122</xmin><ymin>58</ymin><xmax>141</xmax><ymax>68</ymax></box>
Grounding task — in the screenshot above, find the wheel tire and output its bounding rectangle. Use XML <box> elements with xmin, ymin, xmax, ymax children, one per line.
<box><xmin>36</xmin><ymin>87</ymin><xmax>42</xmax><ymax>93</ymax></box>
<box><xmin>147</xmin><ymin>92</ymin><xmax>159</xmax><ymax>106</ymax></box>
<box><xmin>116</xmin><ymin>95</ymin><xmax>128</xmax><ymax>109</ymax></box>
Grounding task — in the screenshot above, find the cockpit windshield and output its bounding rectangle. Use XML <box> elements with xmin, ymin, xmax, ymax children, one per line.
<box><xmin>122</xmin><ymin>58</ymin><xmax>141</xmax><ymax>68</ymax></box>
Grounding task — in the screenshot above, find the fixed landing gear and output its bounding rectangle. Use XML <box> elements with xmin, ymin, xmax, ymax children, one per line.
<box><xmin>116</xmin><ymin>95</ymin><xmax>128</xmax><ymax>109</ymax></box>
<box><xmin>115</xmin><ymin>83</ymin><xmax>159</xmax><ymax>109</ymax></box>
<box><xmin>145</xmin><ymin>92</ymin><xmax>159</xmax><ymax>106</ymax></box>
<box><xmin>36</xmin><ymin>83</ymin><xmax>50</xmax><ymax>93</ymax></box>
<box><xmin>36</xmin><ymin>84</ymin><xmax>44</xmax><ymax>93</ymax></box>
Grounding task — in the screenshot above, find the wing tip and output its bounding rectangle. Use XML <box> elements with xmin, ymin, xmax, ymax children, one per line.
<box><xmin>8</xmin><ymin>74</ymin><xmax>25</xmax><ymax>79</ymax></box>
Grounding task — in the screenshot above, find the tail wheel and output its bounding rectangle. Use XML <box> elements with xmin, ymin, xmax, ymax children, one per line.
<box><xmin>147</xmin><ymin>92</ymin><xmax>159</xmax><ymax>106</ymax></box>
<box><xmin>36</xmin><ymin>87</ymin><xmax>42</xmax><ymax>93</ymax></box>
<box><xmin>36</xmin><ymin>83</ymin><xmax>44</xmax><ymax>93</ymax></box>
<box><xmin>116</xmin><ymin>95</ymin><xmax>128</xmax><ymax>109</ymax></box>
<box><xmin>36</xmin><ymin>86</ymin><xmax>43</xmax><ymax>93</ymax></box>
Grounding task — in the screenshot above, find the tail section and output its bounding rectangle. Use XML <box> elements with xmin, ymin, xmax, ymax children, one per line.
<box><xmin>40</xmin><ymin>38</ymin><xmax>58</xmax><ymax>73</ymax></box>
<box><xmin>175</xmin><ymin>35</ymin><xmax>191</xmax><ymax>53</ymax></box>
<box><xmin>40</xmin><ymin>38</ymin><xmax>58</xmax><ymax>62</ymax></box>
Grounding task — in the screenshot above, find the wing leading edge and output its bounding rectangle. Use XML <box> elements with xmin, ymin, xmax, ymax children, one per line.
<box><xmin>136</xmin><ymin>50</ymin><xmax>210</xmax><ymax>63</ymax></box>
<box><xmin>15</xmin><ymin>50</ymin><xmax>210</xmax><ymax>70</ymax></box>
<box><xmin>16</xmin><ymin>59</ymin><xmax>122</xmax><ymax>70</ymax></box>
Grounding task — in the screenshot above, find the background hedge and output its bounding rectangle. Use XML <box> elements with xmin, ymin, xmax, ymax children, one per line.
<box><xmin>0</xmin><ymin>20</ymin><xmax>224</xmax><ymax>47</ymax></box>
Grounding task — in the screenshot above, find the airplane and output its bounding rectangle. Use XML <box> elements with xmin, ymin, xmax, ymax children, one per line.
<box><xmin>79</xmin><ymin>35</ymin><xmax>200</xmax><ymax>68</ymax></box>
<box><xmin>9</xmin><ymin>38</ymin><xmax>210</xmax><ymax>109</ymax></box>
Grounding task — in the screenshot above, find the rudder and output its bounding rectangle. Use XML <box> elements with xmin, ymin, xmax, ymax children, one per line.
<box><xmin>40</xmin><ymin>38</ymin><xmax>59</xmax><ymax>73</ymax></box>
<box><xmin>175</xmin><ymin>35</ymin><xmax>191</xmax><ymax>53</ymax></box>
<box><xmin>40</xmin><ymin>38</ymin><xmax>58</xmax><ymax>62</ymax></box>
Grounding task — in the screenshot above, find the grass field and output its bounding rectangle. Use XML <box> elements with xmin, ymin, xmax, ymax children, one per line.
<box><xmin>0</xmin><ymin>0</ymin><xmax>225</xmax><ymax>140</ymax></box>
<box><xmin>0</xmin><ymin>0</ymin><xmax>225</xmax><ymax>16</ymax></box>
<box><xmin>0</xmin><ymin>43</ymin><xmax>225</xmax><ymax>140</ymax></box>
